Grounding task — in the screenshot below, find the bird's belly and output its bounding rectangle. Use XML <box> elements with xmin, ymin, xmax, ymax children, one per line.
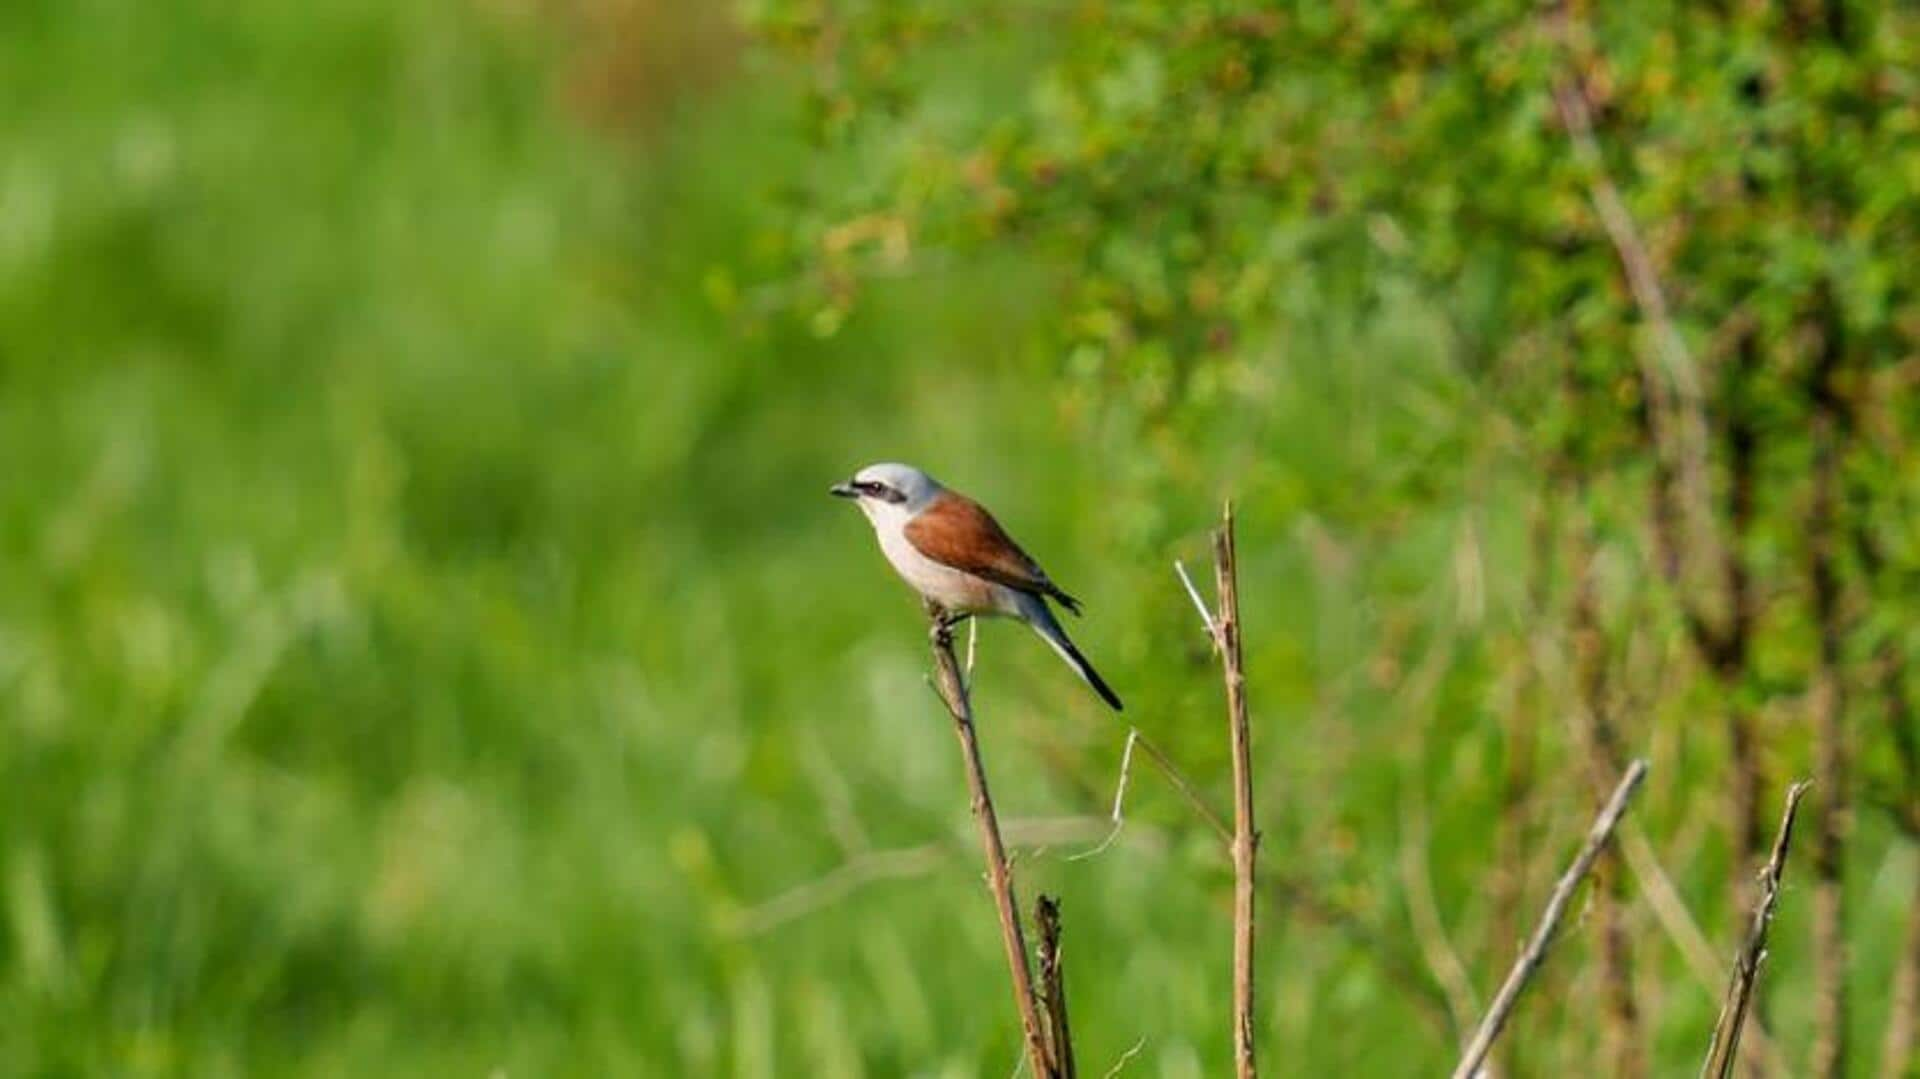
<box><xmin>878</xmin><ymin>530</ymin><xmax>1012</xmax><ymax>614</ymax></box>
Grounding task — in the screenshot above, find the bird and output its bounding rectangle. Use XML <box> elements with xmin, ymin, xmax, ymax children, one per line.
<box><xmin>831</xmin><ymin>462</ymin><xmax>1123</xmax><ymax>711</ymax></box>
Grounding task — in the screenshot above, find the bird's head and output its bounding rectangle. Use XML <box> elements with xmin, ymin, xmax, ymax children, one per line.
<box><xmin>830</xmin><ymin>462</ymin><xmax>942</xmax><ymax>522</ymax></box>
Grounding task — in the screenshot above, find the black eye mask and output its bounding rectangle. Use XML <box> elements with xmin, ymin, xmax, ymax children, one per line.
<box><xmin>858</xmin><ymin>481</ymin><xmax>909</xmax><ymax>504</ymax></box>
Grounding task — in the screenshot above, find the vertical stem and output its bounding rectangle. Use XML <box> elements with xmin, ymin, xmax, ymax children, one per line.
<box><xmin>1214</xmin><ymin>503</ymin><xmax>1260</xmax><ymax>1079</ymax></box>
<box><xmin>1035</xmin><ymin>895</ymin><xmax>1078</xmax><ymax>1079</ymax></box>
<box><xmin>925</xmin><ymin>604</ymin><xmax>1056</xmax><ymax>1079</ymax></box>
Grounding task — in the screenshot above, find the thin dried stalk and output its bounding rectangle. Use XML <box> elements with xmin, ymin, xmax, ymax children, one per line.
<box><xmin>1134</xmin><ymin>729</ymin><xmax>1234</xmax><ymax>845</ymax></box>
<box><xmin>1035</xmin><ymin>895</ymin><xmax>1078</xmax><ymax>1079</ymax></box>
<box><xmin>1701</xmin><ymin>782</ymin><xmax>1812</xmax><ymax>1079</ymax></box>
<box><xmin>925</xmin><ymin>602</ymin><xmax>1057</xmax><ymax>1079</ymax></box>
<box><xmin>1213</xmin><ymin>503</ymin><xmax>1260</xmax><ymax>1079</ymax></box>
<box><xmin>1451</xmin><ymin>760</ymin><xmax>1650</xmax><ymax>1079</ymax></box>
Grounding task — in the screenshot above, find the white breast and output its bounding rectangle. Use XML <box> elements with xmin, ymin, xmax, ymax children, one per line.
<box><xmin>866</xmin><ymin>506</ymin><xmax>1019</xmax><ymax>616</ymax></box>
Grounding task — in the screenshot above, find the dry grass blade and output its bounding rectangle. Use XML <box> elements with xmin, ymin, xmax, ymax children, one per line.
<box><xmin>1701</xmin><ymin>781</ymin><xmax>1812</xmax><ymax>1079</ymax></box>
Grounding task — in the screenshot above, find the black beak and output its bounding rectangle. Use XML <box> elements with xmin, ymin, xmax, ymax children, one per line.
<box><xmin>829</xmin><ymin>482</ymin><xmax>859</xmax><ymax>499</ymax></box>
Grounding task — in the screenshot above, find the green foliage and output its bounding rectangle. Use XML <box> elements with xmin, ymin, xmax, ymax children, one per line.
<box><xmin>3</xmin><ymin>0</ymin><xmax>1918</xmax><ymax>1075</ymax></box>
<box><xmin>737</xmin><ymin>0</ymin><xmax>1920</xmax><ymax>1073</ymax></box>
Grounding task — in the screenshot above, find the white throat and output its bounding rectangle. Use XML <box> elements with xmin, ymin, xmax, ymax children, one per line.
<box><xmin>857</xmin><ymin>496</ymin><xmax>916</xmax><ymax>537</ymax></box>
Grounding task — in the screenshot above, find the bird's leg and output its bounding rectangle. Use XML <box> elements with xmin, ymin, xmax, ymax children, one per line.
<box><xmin>924</xmin><ymin>602</ymin><xmax>972</xmax><ymax>649</ymax></box>
<box><xmin>938</xmin><ymin>612</ymin><xmax>973</xmax><ymax>646</ymax></box>
<box><xmin>924</xmin><ymin>599</ymin><xmax>953</xmax><ymax>648</ymax></box>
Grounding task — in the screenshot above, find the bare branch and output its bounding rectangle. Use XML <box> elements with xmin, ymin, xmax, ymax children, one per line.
<box><xmin>1701</xmin><ymin>781</ymin><xmax>1812</xmax><ymax>1079</ymax></box>
<box><xmin>925</xmin><ymin>599</ymin><xmax>1058</xmax><ymax>1079</ymax></box>
<box><xmin>1213</xmin><ymin>503</ymin><xmax>1260</xmax><ymax>1079</ymax></box>
<box><xmin>1035</xmin><ymin>895</ymin><xmax>1078</xmax><ymax>1079</ymax></box>
<box><xmin>1451</xmin><ymin>759</ymin><xmax>1650</xmax><ymax>1079</ymax></box>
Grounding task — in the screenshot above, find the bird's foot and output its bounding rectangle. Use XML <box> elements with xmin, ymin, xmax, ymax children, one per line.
<box><xmin>927</xmin><ymin>608</ymin><xmax>971</xmax><ymax>649</ymax></box>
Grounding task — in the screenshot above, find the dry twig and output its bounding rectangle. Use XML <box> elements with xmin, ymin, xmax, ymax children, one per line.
<box><xmin>1175</xmin><ymin>507</ymin><xmax>1261</xmax><ymax>1077</ymax></box>
<box><xmin>925</xmin><ymin>599</ymin><xmax>1058</xmax><ymax>1079</ymax></box>
<box><xmin>1210</xmin><ymin>505</ymin><xmax>1260</xmax><ymax>1077</ymax></box>
<box><xmin>1451</xmin><ymin>759</ymin><xmax>1650</xmax><ymax>1079</ymax></box>
<box><xmin>1035</xmin><ymin>895</ymin><xmax>1078</xmax><ymax>1079</ymax></box>
<box><xmin>1072</xmin><ymin>727</ymin><xmax>1233</xmax><ymax>861</ymax></box>
<box><xmin>1701</xmin><ymin>781</ymin><xmax>1811</xmax><ymax>1079</ymax></box>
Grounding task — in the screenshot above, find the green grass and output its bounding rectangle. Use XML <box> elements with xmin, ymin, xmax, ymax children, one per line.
<box><xmin>3</xmin><ymin>1</ymin><xmax>1914</xmax><ymax>1075</ymax></box>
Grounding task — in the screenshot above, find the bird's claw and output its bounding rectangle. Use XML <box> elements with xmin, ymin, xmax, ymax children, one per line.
<box><xmin>927</xmin><ymin>609</ymin><xmax>970</xmax><ymax>649</ymax></box>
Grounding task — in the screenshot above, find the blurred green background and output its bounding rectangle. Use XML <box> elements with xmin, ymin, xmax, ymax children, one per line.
<box><xmin>3</xmin><ymin>1</ymin><xmax>1917</xmax><ymax>1075</ymax></box>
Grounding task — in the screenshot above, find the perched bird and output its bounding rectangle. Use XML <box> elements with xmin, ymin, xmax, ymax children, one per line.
<box><xmin>831</xmin><ymin>462</ymin><xmax>1123</xmax><ymax>711</ymax></box>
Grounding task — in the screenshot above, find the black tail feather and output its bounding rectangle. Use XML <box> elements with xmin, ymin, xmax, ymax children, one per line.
<box><xmin>1027</xmin><ymin>606</ymin><xmax>1122</xmax><ymax>711</ymax></box>
<box><xmin>1067</xmin><ymin>641</ymin><xmax>1124</xmax><ymax>711</ymax></box>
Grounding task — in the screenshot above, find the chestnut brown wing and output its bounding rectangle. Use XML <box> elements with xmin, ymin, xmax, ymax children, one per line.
<box><xmin>904</xmin><ymin>492</ymin><xmax>1083</xmax><ymax>613</ymax></box>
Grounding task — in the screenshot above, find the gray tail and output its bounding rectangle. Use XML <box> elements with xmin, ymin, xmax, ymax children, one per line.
<box><xmin>1025</xmin><ymin>600</ymin><xmax>1123</xmax><ymax>712</ymax></box>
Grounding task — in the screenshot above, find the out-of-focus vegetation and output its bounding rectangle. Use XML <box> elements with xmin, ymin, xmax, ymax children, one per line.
<box><xmin>2</xmin><ymin>1</ymin><xmax>1916</xmax><ymax>1076</ymax></box>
